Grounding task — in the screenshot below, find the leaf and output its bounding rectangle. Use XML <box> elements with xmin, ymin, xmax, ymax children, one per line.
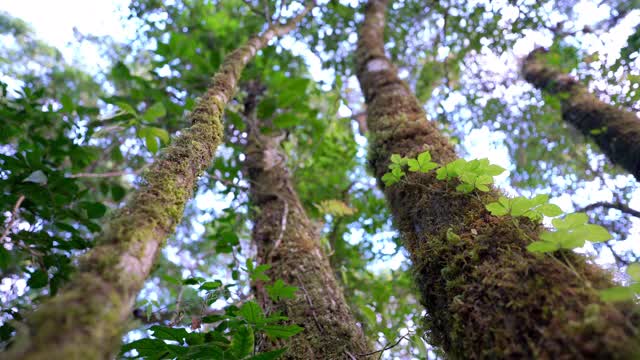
<box><xmin>446</xmin><ymin>228</ymin><xmax>461</xmax><ymax>243</ymax></box>
<box><xmin>600</xmin><ymin>286</ymin><xmax>637</xmax><ymax>302</ymax></box>
<box><xmin>150</xmin><ymin>325</ymin><xmax>189</xmax><ymax>345</ymax></box>
<box><xmin>538</xmin><ymin>203</ymin><xmax>563</xmax><ymax>217</ymax></box>
<box><xmin>314</xmin><ymin>200</ymin><xmax>355</xmax><ymax>217</ymax></box>
<box><xmin>381</xmin><ymin>171</ymin><xmax>402</xmax><ymax>186</ymax></box>
<box><xmin>552</xmin><ymin>213</ymin><xmax>588</xmax><ymax>230</ymax></box>
<box><xmin>27</xmin><ymin>269</ymin><xmax>48</xmax><ymax>289</ymax></box>
<box><xmin>526</xmin><ymin>241</ymin><xmax>558</xmax><ymax>253</ymax></box>
<box><xmin>486</xmin><ymin>202</ymin><xmax>509</xmax><ymax>216</ymax></box>
<box><xmin>581</xmin><ymin>224</ymin><xmax>611</xmax><ymax>242</ymax></box>
<box><xmin>200</xmin><ymin>280</ymin><xmax>223</xmax><ymax>290</ymax></box>
<box><xmin>231</xmin><ymin>325</ymin><xmax>254</xmax><ymax>359</ymax></box>
<box><xmin>627</xmin><ymin>263</ymin><xmax>640</xmax><ymax>282</ymax></box>
<box><xmin>266</xmin><ymin>279</ymin><xmax>298</xmax><ymax>301</ymax></box>
<box><xmin>273</xmin><ymin>113</ymin><xmax>300</xmax><ymax>128</ymax></box>
<box><xmin>407</xmin><ymin>152</ymin><xmax>438</xmax><ymax>173</ymax></box>
<box><xmin>239</xmin><ymin>301</ymin><xmax>265</xmax><ymax>324</ymax></box>
<box><xmin>80</xmin><ymin>202</ymin><xmax>107</xmax><ymax>219</ymax></box>
<box><xmin>120</xmin><ymin>338</ymin><xmax>168</xmax><ymax>357</ymax></box>
<box><xmin>142</xmin><ymin>102</ymin><xmax>166</xmax><ymax>122</ymax></box>
<box><xmin>261</xmin><ymin>324</ymin><xmax>304</xmax><ymax>339</ymax></box>
<box><xmin>23</xmin><ymin>170</ymin><xmax>48</xmax><ymax>185</ymax></box>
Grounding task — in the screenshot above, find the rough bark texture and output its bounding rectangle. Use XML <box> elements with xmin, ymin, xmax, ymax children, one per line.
<box><xmin>523</xmin><ymin>48</ymin><xmax>640</xmax><ymax>181</ymax></box>
<box><xmin>7</xmin><ymin>5</ymin><xmax>313</xmax><ymax>360</ymax></box>
<box><xmin>242</xmin><ymin>91</ymin><xmax>373</xmax><ymax>359</ymax></box>
<box><xmin>356</xmin><ymin>0</ymin><xmax>640</xmax><ymax>358</ymax></box>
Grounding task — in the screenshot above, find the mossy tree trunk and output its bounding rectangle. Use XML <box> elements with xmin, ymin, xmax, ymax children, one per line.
<box><xmin>241</xmin><ymin>85</ymin><xmax>373</xmax><ymax>359</ymax></box>
<box><xmin>355</xmin><ymin>0</ymin><xmax>640</xmax><ymax>358</ymax></box>
<box><xmin>8</xmin><ymin>5</ymin><xmax>313</xmax><ymax>360</ymax></box>
<box><xmin>523</xmin><ymin>48</ymin><xmax>640</xmax><ymax>181</ymax></box>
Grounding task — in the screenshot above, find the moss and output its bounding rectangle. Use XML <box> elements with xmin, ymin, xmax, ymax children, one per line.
<box><xmin>523</xmin><ymin>48</ymin><xmax>640</xmax><ymax>181</ymax></box>
<box><xmin>356</xmin><ymin>1</ymin><xmax>640</xmax><ymax>358</ymax></box>
<box><xmin>244</xmin><ymin>125</ymin><xmax>373</xmax><ymax>358</ymax></box>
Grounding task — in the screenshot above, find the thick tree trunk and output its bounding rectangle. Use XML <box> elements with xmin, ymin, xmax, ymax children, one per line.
<box><xmin>242</xmin><ymin>90</ymin><xmax>373</xmax><ymax>359</ymax></box>
<box><xmin>7</xmin><ymin>5</ymin><xmax>313</xmax><ymax>360</ymax></box>
<box><xmin>523</xmin><ymin>48</ymin><xmax>640</xmax><ymax>181</ymax></box>
<box><xmin>355</xmin><ymin>0</ymin><xmax>640</xmax><ymax>358</ymax></box>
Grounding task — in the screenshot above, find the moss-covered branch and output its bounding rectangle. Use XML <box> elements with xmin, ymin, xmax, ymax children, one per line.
<box><xmin>355</xmin><ymin>0</ymin><xmax>640</xmax><ymax>358</ymax></box>
<box><xmin>7</xmin><ymin>4</ymin><xmax>313</xmax><ymax>359</ymax></box>
<box><xmin>523</xmin><ymin>48</ymin><xmax>640</xmax><ymax>182</ymax></box>
<box><xmin>242</xmin><ymin>87</ymin><xmax>373</xmax><ymax>359</ymax></box>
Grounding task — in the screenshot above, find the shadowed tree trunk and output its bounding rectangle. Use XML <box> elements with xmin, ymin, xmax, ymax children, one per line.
<box><xmin>7</xmin><ymin>4</ymin><xmax>313</xmax><ymax>359</ymax></box>
<box><xmin>523</xmin><ymin>47</ymin><xmax>640</xmax><ymax>181</ymax></box>
<box><xmin>355</xmin><ymin>0</ymin><xmax>640</xmax><ymax>358</ymax></box>
<box><xmin>240</xmin><ymin>83</ymin><xmax>373</xmax><ymax>359</ymax></box>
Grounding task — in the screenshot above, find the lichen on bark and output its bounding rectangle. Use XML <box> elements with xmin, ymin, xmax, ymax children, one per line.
<box><xmin>356</xmin><ymin>0</ymin><xmax>640</xmax><ymax>358</ymax></box>
<box><xmin>522</xmin><ymin>47</ymin><xmax>640</xmax><ymax>181</ymax></box>
<box><xmin>8</xmin><ymin>4</ymin><xmax>314</xmax><ymax>359</ymax></box>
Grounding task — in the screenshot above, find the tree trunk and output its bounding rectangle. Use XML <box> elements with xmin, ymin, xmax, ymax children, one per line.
<box><xmin>8</xmin><ymin>5</ymin><xmax>313</xmax><ymax>360</ymax></box>
<box><xmin>523</xmin><ymin>47</ymin><xmax>640</xmax><ymax>181</ymax></box>
<box><xmin>241</xmin><ymin>86</ymin><xmax>373</xmax><ymax>359</ymax></box>
<box><xmin>355</xmin><ymin>0</ymin><xmax>640</xmax><ymax>358</ymax></box>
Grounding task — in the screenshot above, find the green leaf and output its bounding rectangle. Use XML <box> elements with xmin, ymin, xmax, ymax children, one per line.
<box><xmin>260</xmin><ymin>324</ymin><xmax>304</xmax><ymax>339</ymax></box>
<box><xmin>407</xmin><ymin>151</ymin><xmax>438</xmax><ymax>173</ymax></box>
<box><xmin>273</xmin><ymin>113</ymin><xmax>300</xmax><ymax>128</ymax></box>
<box><xmin>552</xmin><ymin>213</ymin><xmax>588</xmax><ymax>230</ymax></box>
<box><xmin>142</xmin><ymin>102</ymin><xmax>166</xmax><ymax>122</ymax></box>
<box><xmin>200</xmin><ymin>280</ymin><xmax>223</xmax><ymax>290</ymax></box>
<box><xmin>526</xmin><ymin>241</ymin><xmax>558</xmax><ymax>253</ymax></box>
<box><xmin>390</xmin><ymin>154</ymin><xmax>404</xmax><ymax>164</ymax></box>
<box><xmin>23</xmin><ymin>170</ymin><xmax>48</xmax><ymax>185</ymax></box>
<box><xmin>239</xmin><ymin>301</ymin><xmax>265</xmax><ymax>324</ymax></box>
<box><xmin>120</xmin><ymin>338</ymin><xmax>168</xmax><ymax>357</ymax></box>
<box><xmin>538</xmin><ymin>203</ymin><xmax>563</xmax><ymax>217</ymax></box>
<box><xmin>81</xmin><ymin>202</ymin><xmax>107</xmax><ymax>219</ymax></box>
<box><xmin>266</xmin><ymin>279</ymin><xmax>298</xmax><ymax>301</ymax></box>
<box><xmin>486</xmin><ymin>201</ymin><xmax>509</xmax><ymax>216</ymax></box>
<box><xmin>27</xmin><ymin>269</ymin><xmax>48</xmax><ymax>289</ymax></box>
<box><xmin>510</xmin><ymin>197</ymin><xmax>534</xmax><ymax>217</ymax></box>
<box><xmin>600</xmin><ymin>286</ymin><xmax>637</xmax><ymax>302</ymax></box>
<box><xmin>627</xmin><ymin>263</ymin><xmax>640</xmax><ymax>282</ymax></box>
<box><xmin>150</xmin><ymin>325</ymin><xmax>188</xmax><ymax>345</ymax></box>
<box><xmin>580</xmin><ymin>224</ymin><xmax>611</xmax><ymax>242</ymax></box>
<box><xmin>381</xmin><ymin>171</ymin><xmax>402</xmax><ymax>186</ymax></box>
<box><xmin>231</xmin><ymin>325</ymin><xmax>254</xmax><ymax>359</ymax></box>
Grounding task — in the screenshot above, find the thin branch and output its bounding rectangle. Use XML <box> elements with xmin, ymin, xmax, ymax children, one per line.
<box><xmin>68</xmin><ymin>170</ymin><xmax>132</xmax><ymax>178</ymax></box>
<box><xmin>356</xmin><ymin>333</ymin><xmax>411</xmax><ymax>359</ymax></box>
<box><xmin>579</xmin><ymin>202</ymin><xmax>640</xmax><ymax>219</ymax></box>
<box><xmin>0</xmin><ymin>195</ymin><xmax>25</xmax><ymax>244</ymax></box>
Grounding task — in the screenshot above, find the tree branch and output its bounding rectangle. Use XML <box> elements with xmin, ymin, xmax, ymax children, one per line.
<box><xmin>579</xmin><ymin>202</ymin><xmax>640</xmax><ymax>219</ymax></box>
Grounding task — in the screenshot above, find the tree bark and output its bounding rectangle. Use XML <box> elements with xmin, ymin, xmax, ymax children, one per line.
<box><xmin>242</xmin><ymin>87</ymin><xmax>373</xmax><ymax>359</ymax></box>
<box><xmin>355</xmin><ymin>0</ymin><xmax>640</xmax><ymax>358</ymax></box>
<box><xmin>523</xmin><ymin>47</ymin><xmax>640</xmax><ymax>181</ymax></box>
<box><xmin>7</xmin><ymin>4</ymin><xmax>313</xmax><ymax>360</ymax></box>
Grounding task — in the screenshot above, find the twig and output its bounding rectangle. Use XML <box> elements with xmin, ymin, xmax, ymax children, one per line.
<box><xmin>68</xmin><ymin>170</ymin><xmax>131</xmax><ymax>178</ymax></box>
<box><xmin>0</xmin><ymin>195</ymin><xmax>25</xmax><ymax>244</ymax></box>
<box><xmin>579</xmin><ymin>201</ymin><xmax>640</xmax><ymax>219</ymax></box>
<box><xmin>357</xmin><ymin>333</ymin><xmax>411</xmax><ymax>359</ymax></box>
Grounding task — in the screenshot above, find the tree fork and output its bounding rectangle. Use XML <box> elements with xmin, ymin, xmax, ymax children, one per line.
<box><xmin>523</xmin><ymin>47</ymin><xmax>640</xmax><ymax>182</ymax></box>
<box><xmin>356</xmin><ymin>0</ymin><xmax>640</xmax><ymax>358</ymax></box>
<box><xmin>241</xmin><ymin>82</ymin><xmax>373</xmax><ymax>359</ymax></box>
<box><xmin>8</xmin><ymin>3</ymin><xmax>314</xmax><ymax>359</ymax></box>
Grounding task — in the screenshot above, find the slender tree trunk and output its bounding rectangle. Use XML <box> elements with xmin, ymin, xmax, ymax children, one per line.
<box><xmin>241</xmin><ymin>85</ymin><xmax>373</xmax><ymax>359</ymax></box>
<box><xmin>523</xmin><ymin>48</ymin><xmax>640</xmax><ymax>181</ymax></box>
<box><xmin>355</xmin><ymin>0</ymin><xmax>640</xmax><ymax>358</ymax></box>
<box><xmin>8</xmin><ymin>5</ymin><xmax>313</xmax><ymax>360</ymax></box>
